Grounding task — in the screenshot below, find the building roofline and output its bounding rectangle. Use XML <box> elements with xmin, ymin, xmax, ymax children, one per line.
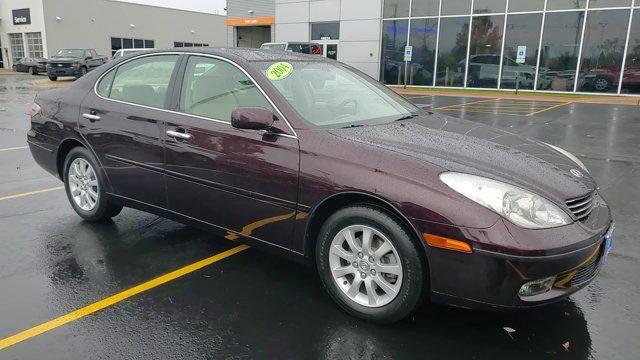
<box><xmin>102</xmin><ymin>0</ymin><xmax>226</xmax><ymax>18</ymax></box>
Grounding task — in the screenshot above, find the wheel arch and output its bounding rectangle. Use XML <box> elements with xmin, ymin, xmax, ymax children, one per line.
<box><xmin>56</xmin><ymin>137</ymin><xmax>87</xmax><ymax>180</ymax></box>
<box><xmin>303</xmin><ymin>191</ymin><xmax>430</xmax><ymax>268</ymax></box>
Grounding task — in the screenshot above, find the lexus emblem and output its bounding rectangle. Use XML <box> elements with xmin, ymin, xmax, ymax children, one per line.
<box><xmin>570</xmin><ymin>169</ymin><xmax>583</xmax><ymax>178</ymax></box>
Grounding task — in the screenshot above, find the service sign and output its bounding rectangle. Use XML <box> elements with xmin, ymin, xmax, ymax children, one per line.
<box><xmin>12</xmin><ymin>8</ymin><xmax>31</xmax><ymax>25</ymax></box>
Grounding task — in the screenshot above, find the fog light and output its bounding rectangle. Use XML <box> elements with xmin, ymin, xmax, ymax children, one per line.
<box><xmin>518</xmin><ymin>276</ymin><xmax>556</xmax><ymax>298</ymax></box>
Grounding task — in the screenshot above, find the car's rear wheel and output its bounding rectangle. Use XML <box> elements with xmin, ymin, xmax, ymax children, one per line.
<box><xmin>63</xmin><ymin>147</ymin><xmax>123</xmax><ymax>222</ymax></box>
<box><xmin>316</xmin><ymin>205</ymin><xmax>425</xmax><ymax>323</ymax></box>
<box><xmin>48</xmin><ymin>74</ymin><xmax>57</xmax><ymax>81</ymax></box>
<box><xmin>30</xmin><ymin>66</ymin><xmax>38</xmax><ymax>75</ymax></box>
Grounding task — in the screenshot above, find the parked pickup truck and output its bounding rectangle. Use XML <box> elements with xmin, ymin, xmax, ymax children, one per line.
<box><xmin>47</xmin><ymin>48</ymin><xmax>107</xmax><ymax>81</ymax></box>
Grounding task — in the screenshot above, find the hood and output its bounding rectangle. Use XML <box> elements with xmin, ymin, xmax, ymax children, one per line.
<box><xmin>329</xmin><ymin>113</ymin><xmax>596</xmax><ymax>205</ymax></box>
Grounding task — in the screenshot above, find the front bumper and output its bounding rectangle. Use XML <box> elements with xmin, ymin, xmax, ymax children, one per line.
<box><xmin>48</xmin><ymin>66</ymin><xmax>80</xmax><ymax>76</ymax></box>
<box><xmin>411</xmin><ymin>193</ymin><xmax>612</xmax><ymax>309</ymax></box>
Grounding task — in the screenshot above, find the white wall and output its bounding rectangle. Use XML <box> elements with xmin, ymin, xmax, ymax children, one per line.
<box><xmin>0</xmin><ymin>0</ymin><xmax>48</xmax><ymax>67</ymax></box>
<box><xmin>274</xmin><ymin>0</ymin><xmax>383</xmax><ymax>79</ymax></box>
<box><xmin>41</xmin><ymin>0</ymin><xmax>226</xmax><ymax>59</ymax></box>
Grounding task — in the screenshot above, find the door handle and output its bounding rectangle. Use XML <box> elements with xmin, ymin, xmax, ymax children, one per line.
<box><xmin>82</xmin><ymin>113</ymin><xmax>101</xmax><ymax>121</ymax></box>
<box><xmin>166</xmin><ymin>130</ymin><xmax>193</xmax><ymax>140</ymax></box>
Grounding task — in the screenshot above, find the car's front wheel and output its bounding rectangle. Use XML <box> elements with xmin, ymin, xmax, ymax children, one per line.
<box><xmin>63</xmin><ymin>147</ymin><xmax>123</xmax><ymax>222</ymax></box>
<box><xmin>76</xmin><ymin>67</ymin><xmax>87</xmax><ymax>79</ymax></box>
<box><xmin>316</xmin><ymin>205</ymin><xmax>425</xmax><ymax>323</ymax></box>
<box><xmin>30</xmin><ymin>66</ymin><xmax>38</xmax><ymax>75</ymax></box>
<box><xmin>48</xmin><ymin>74</ymin><xmax>57</xmax><ymax>81</ymax></box>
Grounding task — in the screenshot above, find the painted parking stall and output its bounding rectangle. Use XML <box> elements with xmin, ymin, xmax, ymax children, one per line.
<box><xmin>0</xmin><ymin>74</ymin><xmax>639</xmax><ymax>358</ymax></box>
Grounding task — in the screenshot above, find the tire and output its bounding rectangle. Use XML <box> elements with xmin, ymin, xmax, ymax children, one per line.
<box><xmin>30</xmin><ymin>67</ymin><xmax>38</xmax><ymax>75</ymax></box>
<box><xmin>76</xmin><ymin>66</ymin><xmax>87</xmax><ymax>79</ymax></box>
<box><xmin>48</xmin><ymin>75</ymin><xmax>57</xmax><ymax>81</ymax></box>
<box><xmin>593</xmin><ymin>76</ymin><xmax>610</xmax><ymax>92</ymax></box>
<box><xmin>63</xmin><ymin>147</ymin><xmax>123</xmax><ymax>222</ymax></box>
<box><xmin>316</xmin><ymin>205</ymin><xmax>425</xmax><ymax>323</ymax></box>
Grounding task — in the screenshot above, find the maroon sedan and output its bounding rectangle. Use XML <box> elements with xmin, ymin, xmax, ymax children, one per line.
<box><xmin>27</xmin><ymin>48</ymin><xmax>613</xmax><ymax>323</ymax></box>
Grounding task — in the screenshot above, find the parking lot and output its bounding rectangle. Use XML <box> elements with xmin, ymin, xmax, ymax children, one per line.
<box><xmin>1</xmin><ymin>74</ymin><xmax>639</xmax><ymax>359</ymax></box>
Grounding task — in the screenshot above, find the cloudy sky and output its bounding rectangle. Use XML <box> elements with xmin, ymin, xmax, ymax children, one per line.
<box><xmin>114</xmin><ymin>0</ymin><xmax>227</xmax><ymax>15</ymax></box>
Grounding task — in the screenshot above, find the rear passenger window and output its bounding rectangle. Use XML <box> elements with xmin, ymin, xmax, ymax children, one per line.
<box><xmin>100</xmin><ymin>55</ymin><xmax>178</xmax><ymax>108</ymax></box>
<box><xmin>179</xmin><ymin>56</ymin><xmax>273</xmax><ymax>122</ymax></box>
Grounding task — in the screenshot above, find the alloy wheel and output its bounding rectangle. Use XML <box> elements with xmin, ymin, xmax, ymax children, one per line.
<box><xmin>68</xmin><ymin>158</ymin><xmax>99</xmax><ymax>211</ymax></box>
<box><xmin>328</xmin><ymin>225</ymin><xmax>403</xmax><ymax>307</ymax></box>
<box><xmin>594</xmin><ymin>78</ymin><xmax>609</xmax><ymax>91</ymax></box>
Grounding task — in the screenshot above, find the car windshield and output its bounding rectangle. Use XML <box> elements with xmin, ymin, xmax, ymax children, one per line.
<box><xmin>256</xmin><ymin>61</ymin><xmax>419</xmax><ymax>128</ymax></box>
<box><xmin>54</xmin><ymin>49</ymin><xmax>84</xmax><ymax>58</ymax></box>
<box><xmin>260</xmin><ymin>44</ymin><xmax>287</xmax><ymax>51</ymax></box>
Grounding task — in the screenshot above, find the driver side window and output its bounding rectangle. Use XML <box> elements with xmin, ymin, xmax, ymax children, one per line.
<box><xmin>179</xmin><ymin>56</ymin><xmax>273</xmax><ymax>122</ymax></box>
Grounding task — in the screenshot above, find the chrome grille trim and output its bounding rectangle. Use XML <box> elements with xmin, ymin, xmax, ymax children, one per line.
<box><xmin>571</xmin><ymin>257</ymin><xmax>600</xmax><ymax>287</ymax></box>
<box><xmin>566</xmin><ymin>192</ymin><xmax>595</xmax><ymax>222</ymax></box>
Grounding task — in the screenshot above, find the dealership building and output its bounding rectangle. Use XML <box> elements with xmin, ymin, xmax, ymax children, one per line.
<box><xmin>274</xmin><ymin>0</ymin><xmax>640</xmax><ymax>95</ymax></box>
<box><xmin>0</xmin><ymin>0</ymin><xmax>226</xmax><ymax>69</ymax></box>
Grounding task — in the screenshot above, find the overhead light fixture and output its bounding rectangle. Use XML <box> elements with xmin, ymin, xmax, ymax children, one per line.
<box><xmin>248</xmin><ymin>10</ymin><xmax>254</xmax><ymax>14</ymax></box>
<box><xmin>191</xmin><ymin>30</ymin><xmax>195</xmax><ymax>34</ymax></box>
<box><xmin>130</xmin><ymin>23</ymin><xmax>135</xmax><ymax>28</ymax></box>
<box><xmin>55</xmin><ymin>16</ymin><xmax>62</xmax><ymax>22</ymax></box>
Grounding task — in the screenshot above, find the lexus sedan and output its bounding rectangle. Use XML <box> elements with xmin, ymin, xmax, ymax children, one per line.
<box><xmin>27</xmin><ymin>48</ymin><xmax>613</xmax><ymax>323</ymax></box>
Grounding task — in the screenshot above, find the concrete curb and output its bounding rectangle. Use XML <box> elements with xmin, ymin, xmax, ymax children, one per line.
<box><xmin>393</xmin><ymin>88</ymin><xmax>640</xmax><ymax>106</ymax></box>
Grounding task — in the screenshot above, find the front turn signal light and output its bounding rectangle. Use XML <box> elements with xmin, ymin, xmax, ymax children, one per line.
<box><xmin>423</xmin><ymin>233</ymin><xmax>472</xmax><ymax>253</ymax></box>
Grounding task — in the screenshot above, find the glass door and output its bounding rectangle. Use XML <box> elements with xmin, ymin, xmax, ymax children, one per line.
<box><xmin>323</xmin><ymin>42</ymin><xmax>338</xmax><ymax>60</ymax></box>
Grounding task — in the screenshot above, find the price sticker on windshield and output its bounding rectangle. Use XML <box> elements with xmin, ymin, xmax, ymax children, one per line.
<box><xmin>267</xmin><ymin>62</ymin><xmax>293</xmax><ymax>81</ymax></box>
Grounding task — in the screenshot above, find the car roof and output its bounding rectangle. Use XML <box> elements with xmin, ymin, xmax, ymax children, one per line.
<box><xmin>140</xmin><ymin>47</ymin><xmax>329</xmax><ymax>63</ymax></box>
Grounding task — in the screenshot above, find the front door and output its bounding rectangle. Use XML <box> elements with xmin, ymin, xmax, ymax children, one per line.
<box><xmin>163</xmin><ymin>55</ymin><xmax>300</xmax><ymax>249</ymax></box>
<box><xmin>79</xmin><ymin>54</ymin><xmax>181</xmax><ymax>207</ymax></box>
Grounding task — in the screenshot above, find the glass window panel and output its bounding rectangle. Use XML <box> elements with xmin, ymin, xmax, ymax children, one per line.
<box><xmin>473</xmin><ymin>0</ymin><xmax>507</xmax><ymax>14</ymax></box>
<box><xmin>536</xmin><ymin>11</ymin><xmax>585</xmax><ymax>91</ymax></box>
<box><xmin>122</xmin><ymin>38</ymin><xmax>133</xmax><ymax>49</ymax></box>
<box><xmin>547</xmin><ymin>0</ymin><xmax>586</xmax><ymax>10</ymax></box>
<box><xmin>383</xmin><ymin>0</ymin><xmax>410</xmax><ymax>18</ymax></box>
<box><xmin>25</xmin><ymin>32</ymin><xmax>43</xmax><ymax>58</ymax></box>
<box><xmin>441</xmin><ymin>0</ymin><xmax>472</xmax><ymax>15</ymax></box>
<box><xmin>577</xmin><ymin>9</ymin><xmax>630</xmax><ymax>93</ymax></box>
<box><xmin>111</xmin><ymin>37</ymin><xmax>122</xmax><ymax>57</ymax></box>
<box><xmin>110</xmin><ymin>55</ymin><xmax>178</xmax><ymax>108</ymax></box>
<box><xmin>134</xmin><ymin>39</ymin><xmax>144</xmax><ymax>48</ymax></box>
<box><xmin>97</xmin><ymin>70</ymin><xmax>116</xmax><ymax>97</ymax></box>
<box><xmin>144</xmin><ymin>40</ymin><xmax>154</xmax><ymax>48</ymax></box>
<box><xmin>436</xmin><ymin>17</ymin><xmax>470</xmax><ymax>87</ymax></box>
<box><xmin>9</xmin><ymin>33</ymin><xmax>25</xmax><ymax>63</ymax></box>
<box><xmin>589</xmin><ymin>0</ymin><xmax>632</xmax><ymax>8</ymax></box>
<box><xmin>500</xmin><ymin>14</ymin><xmax>542</xmax><ymax>89</ymax></box>
<box><xmin>380</xmin><ymin>20</ymin><xmax>409</xmax><ymax>85</ymax></box>
<box><xmin>180</xmin><ymin>56</ymin><xmax>273</xmax><ymax>122</ymax></box>
<box><xmin>311</xmin><ymin>22</ymin><xmax>340</xmax><ymax>40</ymax></box>
<box><xmin>408</xmin><ymin>18</ymin><xmax>438</xmax><ymax>85</ymax></box>
<box><xmin>508</xmin><ymin>0</ymin><xmax>545</xmax><ymax>12</ymax></box>
<box><xmin>411</xmin><ymin>0</ymin><xmax>439</xmax><ymax>17</ymax></box>
<box><xmin>621</xmin><ymin>9</ymin><xmax>640</xmax><ymax>93</ymax></box>
<box><xmin>467</xmin><ymin>15</ymin><xmax>505</xmax><ymax>88</ymax></box>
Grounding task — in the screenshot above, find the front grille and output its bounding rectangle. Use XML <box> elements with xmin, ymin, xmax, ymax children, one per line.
<box><xmin>566</xmin><ymin>192</ymin><xmax>595</xmax><ymax>222</ymax></box>
<box><xmin>51</xmin><ymin>62</ymin><xmax>72</xmax><ymax>68</ymax></box>
<box><xmin>570</xmin><ymin>255</ymin><xmax>600</xmax><ymax>287</ymax></box>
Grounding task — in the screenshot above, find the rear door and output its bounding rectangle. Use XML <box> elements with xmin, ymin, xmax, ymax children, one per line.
<box><xmin>79</xmin><ymin>53</ymin><xmax>182</xmax><ymax>208</ymax></box>
<box><xmin>163</xmin><ymin>55</ymin><xmax>300</xmax><ymax>249</ymax></box>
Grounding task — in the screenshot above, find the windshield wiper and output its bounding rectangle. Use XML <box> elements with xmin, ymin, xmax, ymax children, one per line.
<box><xmin>341</xmin><ymin>124</ymin><xmax>364</xmax><ymax>128</ymax></box>
<box><xmin>395</xmin><ymin>113</ymin><xmax>418</xmax><ymax>122</ymax></box>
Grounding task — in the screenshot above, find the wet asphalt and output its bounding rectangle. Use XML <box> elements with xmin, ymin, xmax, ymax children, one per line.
<box><xmin>0</xmin><ymin>74</ymin><xmax>638</xmax><ymax>359</ymax></box>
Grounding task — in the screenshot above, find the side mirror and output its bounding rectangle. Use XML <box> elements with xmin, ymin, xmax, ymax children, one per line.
<box><xmin>231</xmin><ymin>107</ymin><xmax>276</xmax><ymax>131</ymax></box>
<box><xmin>86</xmin><ymin>56</ymin><xmax>92</xmax><ymax>60</ymax></box>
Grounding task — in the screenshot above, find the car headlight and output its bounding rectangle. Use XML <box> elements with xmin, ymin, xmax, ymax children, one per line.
<box><xmin>440</xmin><ymin>173</ymin><xmax>572</xmax><ymax>229</ymax></box>
<box><xmin>545</xmin><ymin>143</ymin><xmax>588</xmax><ymax>173</ymax></box>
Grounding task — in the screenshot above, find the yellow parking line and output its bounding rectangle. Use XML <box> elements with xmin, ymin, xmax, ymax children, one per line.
<box><xmin>526</xmin><ymin>101</ymin><xmax>572</xmax><ymax>116</ymax></box>
<box><xmin>433</xmin><ymin>98</ymin><xmax>499</xmax><ymax>110</ymax></box>
<box><xmin>0</xmin><ymin>244</ymin><xmax>250</xmax><ymax>351</ymax></box>
<box><xmin>0</xmin><ymin>146</ymin><xmax>28</xmax><ymax>152</ymax></box>
<box><xmin>438</xmin><ymin>108</ymin><xmax>530</xmax><ymax>116</ymax></box>
<box><xmin>0</xmin><ymin>187</ymin><xmax>64</xmax><ymax>202</ymax></box>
